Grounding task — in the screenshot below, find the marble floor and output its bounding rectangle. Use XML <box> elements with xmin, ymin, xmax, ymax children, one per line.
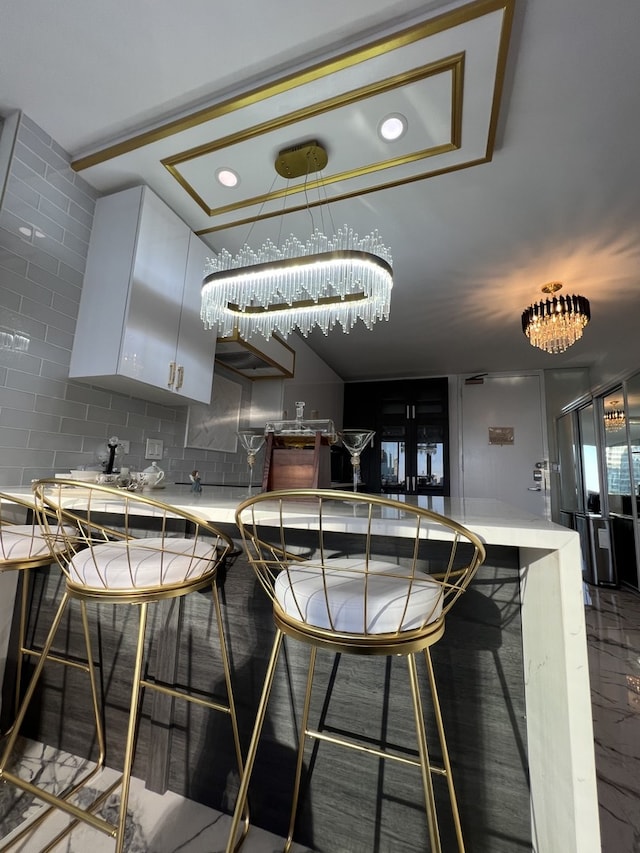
<box><xmin>586</xmin><ymin>582</ymin><xmax>640</xmax><ymax>853</ymax></box>
<box><xmin>0</xmin><ymin>739</ymin><xmax>312</xmax><ymax>852</ymax></box>
<box><xmin>1</xmin><ymin>582</ymin><xmax>638</xmax><ymax>852</ymax></box>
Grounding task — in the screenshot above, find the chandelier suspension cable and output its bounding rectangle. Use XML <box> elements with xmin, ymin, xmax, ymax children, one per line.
<box><xmin>314</xmin><ymin>152</ymin><xmax>337</xmax><ymax>239</ymax></box>
<box><xmin>244</xmin><ymin>171</ymin><xmax>280</xmax><ymax>249</ymax></box>
<box><xmin>275</xmin><ymin>175</ymin><xmax>290</xmax><ymax>251</ymax></box>
<box><xmin>302</xmin><ymin>150</ymin><xmax>316</xmax><ymax>234</ymax></box>
<box><xmin>300</xmin><ymin>149</ymin><xmax>336</xmax><ymax>242</ymax></box>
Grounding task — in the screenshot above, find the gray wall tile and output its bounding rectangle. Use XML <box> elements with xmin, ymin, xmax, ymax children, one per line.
<box><xmin>28</xmin><ymin>430</ymin><xmax>83</xmax><ymax>451</ymax></box>
<box><xmin>60</xmin><ymin>417</ymin><xmax>108</xmax><ymax>439</ymax></box>
<box><xmin>0</xmin><ymin>112</ymin><xmax>242</xmax><ymax>485</ymax></box>
<box><xmin>12</xmin><ymin>140</ymin><xmax>47</xmax><ymax>177</ymax></box>
<box><xmin>1</xmin><ymin>388</ymin><xmax>36</xmax><ymax>411</ymax></box>
<box><xmin>35</xmin><ymin>395</ymin><xmax>86</xmax><ymax>418</ymax></box>
<box><xmin>27</xmin><ymin>263</ymin><xmax>81</xmax><ymax>303</ymax></box>
<box><xmin>0</xmin><ymin>245</ymin><xmax>28</xmax><ymax>278</ymax></box>
<box><xmin>0</xmin><ymin>408</ymin><xmax>61</xmax><ymax>431</ymax></box>
<box><xmin>6</xmin><ymin>174</ymin><xmax>40</xmax><ymax>208</ymax></box>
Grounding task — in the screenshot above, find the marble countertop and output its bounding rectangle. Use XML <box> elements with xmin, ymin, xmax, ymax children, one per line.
<box><xmin>3</xmin><ymin>484</ymin><xmax>576</xmax><ymax>551</ymax></box>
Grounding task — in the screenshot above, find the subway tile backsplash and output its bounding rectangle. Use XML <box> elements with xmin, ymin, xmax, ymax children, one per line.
<box><xmin>0</xmin><ymin>111</ymin><xmax>250</xmax><ymax>488</ymax></box>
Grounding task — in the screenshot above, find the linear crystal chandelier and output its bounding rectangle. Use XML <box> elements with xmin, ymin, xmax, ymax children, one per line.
<box><xmin>521</xmin><ymin>282</ymin><xmax>591</xmax><ymax>354</ymax></box>
<box><xmin>201</xmin><ymin>142</ymin><xmax>393</xmax><ymax>341</ymax></box>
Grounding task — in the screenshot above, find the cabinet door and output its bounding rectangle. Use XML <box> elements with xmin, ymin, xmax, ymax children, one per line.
<box><xmin>174</xmin><ymin>233</ymin><xmax>216</xmax><ymax>403</ymax></box>
<box><xmin>119</xmin><ymin>189</ymin><xmax>190</xmax><ymax>390</ymax></box>
<box><xmin>378</xmin><ymin>384</ymin><xmax>409</xmax><ymax>492</ymax></box>
<box><xmin>411</xmin><ymin>379</ymin><xmax>448</xmax><ymax>494</ymax></box>
<box><xmin>344</xmin><ymin>378</ymin><xmax>449</xmax><ymax>495</ymax></box>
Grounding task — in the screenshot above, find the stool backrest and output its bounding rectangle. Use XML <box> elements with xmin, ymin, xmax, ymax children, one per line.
<box><xmin>32</xmin><ymin>479</ymin><xmax>234</xmax><ymax>594</ymax></box>
<box><xmin>235</xmin><ymin>489</ymin><xmax>486</xmax><ymax>638</ymax></box>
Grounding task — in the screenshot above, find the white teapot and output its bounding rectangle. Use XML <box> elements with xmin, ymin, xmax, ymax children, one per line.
<box><xmin>139</xmin><ymin>462</ymin><xmax>165</xmax><ymax>489</ymax></box>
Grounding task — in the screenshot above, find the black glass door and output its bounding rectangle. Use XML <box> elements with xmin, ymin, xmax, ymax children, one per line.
<box><xmin>343</xmin><ymin>378</ymin><xmax>449</xmax><ymax>495</ymax></box>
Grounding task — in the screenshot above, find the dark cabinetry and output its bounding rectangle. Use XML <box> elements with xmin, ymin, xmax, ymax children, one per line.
<box><xmin>343</xmin><ymin>377</ymin><xmax>449</xmax><ymax>495</ymax></box>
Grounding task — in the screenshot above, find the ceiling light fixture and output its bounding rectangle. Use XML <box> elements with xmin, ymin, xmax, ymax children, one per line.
<box><xmin>201</xmin><ymin>141</ymin><xmax>393</xmax><ymax>341</ymax></box>
<box><xmin>604</xmin><ymin>402</ymin><xmax>625</xmax><ymax>432</ymax></box>
<box><xmin>521</xmin><ymin>282</ymin><xmax>590</xmax><ymax>354</ymax></box>
<box><xmin>216</xmin><ymin>168</ymin><xmax>239</xmax><ymax>188</ymax></box>
<box><xmin>378</xmin><ymin>113</ymin><xmax>407</xmax><ymax>141</ymax></box>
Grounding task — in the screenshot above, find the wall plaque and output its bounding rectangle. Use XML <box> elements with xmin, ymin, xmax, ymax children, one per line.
<box><xmin>488</xmin><ymin>426</ymin><xmax>514</xmax><ymax>446</ymax></box>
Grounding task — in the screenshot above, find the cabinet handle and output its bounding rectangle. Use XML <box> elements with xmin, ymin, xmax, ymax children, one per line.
<box><xmin>168</xmin><ymin>362</ymin><xmax>176</xmax><ymax>388</ymax></box>
<box><xmin>176</xmin><ymin>365</ymin><xmax>184</xmax><ymax>390</ymax></box>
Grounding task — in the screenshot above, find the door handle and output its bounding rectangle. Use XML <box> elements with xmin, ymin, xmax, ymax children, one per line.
<box><xmin>528</xmin><ymin>486</ymin><xmax>541</xmax><ymax>491</ymax></box>
<box><xmin>167</xmin><ymin>361</ymin><xmax>176</xmax><ymax>388</ymax></box>
<box><xmin>176</xmin><ymin>365</ymin><xmax>184</xmax><ymax>390</ymax></box>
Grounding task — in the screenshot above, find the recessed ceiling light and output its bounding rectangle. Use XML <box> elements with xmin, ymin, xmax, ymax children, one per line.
<box><xmin>378</xmin><ymin>113</ymin><xmax>407</xmax><ymax>142</ymax></box>
<box><xmin>216</xmin><ymin>168</ymin><xmax>239</xmax><ymax>188</ymax></box>
<box><xmin>18</xmin><ymin>226</ymin><xmax>32</xmax><ymax>238</ymax></box>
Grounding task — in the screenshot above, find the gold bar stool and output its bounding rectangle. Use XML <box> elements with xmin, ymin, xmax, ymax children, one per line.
<box><xmin>0</xmin><ymin>479</ymin><xmax>248</xmax><ymax>853</ymax></box>
<box><xmin>0</xmin><ymin>490</ymin><xmax>80</xmax><ymax>724</ymax></box>
<box><xmin>226</xmin><ymin>489</ymin><xmax>486</xmax><ymax>853</ymax></box>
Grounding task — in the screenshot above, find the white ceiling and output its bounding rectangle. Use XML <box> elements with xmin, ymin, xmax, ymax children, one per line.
<box><xmin>2</xmin><ymin>0</ymin><xmax>639</xmax><ymax>384</ymax></box>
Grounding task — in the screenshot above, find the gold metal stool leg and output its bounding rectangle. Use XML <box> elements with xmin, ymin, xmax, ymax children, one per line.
<box><xmin>14</xmin><ymin>571</ymin><xmax>30</xmax><ymax>720</ymax></box>
<box><xmin>211</xmin><ymin>582</ymin><xmax>246</xmax><ymax>799</ymax></box>
<box><xmin>407</xmin><ymin>651</ymin><xmax>444</xmax><ymax>853</ymax></box>
<box><xmin>284</xmin><ymin>644</ymin><xmax>317</xmax><ymax>853</ymax></box>
<box><xmin>423</xmin><ymin>646</ymin><xmax>465</xmax><ymax>852</ymax></box>
<box><xmin>225</xmin><ymin>628</ymin><xmax>285</xmax><ymax>853</ymax></box>
<box><xmin>113</xmin><ymin>602</ymin><xmax>149</xmax><ymax>853</ymax></box>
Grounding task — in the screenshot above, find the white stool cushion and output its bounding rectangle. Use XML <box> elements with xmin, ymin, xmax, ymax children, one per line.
<box><xmin>0</xmin><ymin>525</ymin><xmax>76</xmax><ymax>562</ymax></box>
<box><xmin>274</xmin><ymin>558</ymin><xmax>443</xmax><ymax>634</ymax></box>
<box><xmin>67</xmin><ymin>537</ymin><xmax>220</xmax><ymax>590</ymax></box>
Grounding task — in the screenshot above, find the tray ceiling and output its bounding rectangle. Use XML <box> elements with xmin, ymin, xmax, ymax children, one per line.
<box><xmin>72</xmin><ymin>1</ymin><xmax>512</xmax><ymax>241</ymax></box>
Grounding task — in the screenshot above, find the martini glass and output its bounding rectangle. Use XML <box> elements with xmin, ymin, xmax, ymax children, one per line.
<box><xmin>237</xmin><ymin>429</ymin><xmax>266</xmax><ymax>494</ymax></box>
<box><xmin>338</xmin><ymin>429</ymin><xmax>376</xmax><ymax>492</ymax></box>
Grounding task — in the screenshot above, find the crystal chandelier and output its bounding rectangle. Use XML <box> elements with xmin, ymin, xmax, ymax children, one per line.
<box><xmin>604</xmin><ymin>403</ymin><xmax>625</xmax><ymax>432</ymax></box>
<box><xmin>201</xmin><ymin>142</ymin><xmax>393</xmax><ymax>341</ymax></box>
<box><xmin>521</xmin><ymin>282</ymin><xmax>590</xmax><ymax>354</ymax></box>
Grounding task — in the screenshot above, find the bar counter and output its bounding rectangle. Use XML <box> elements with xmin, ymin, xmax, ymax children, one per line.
<box><xmin>0</xmin><ymin>485</ymin><xmax>599</xmax><ymax>852</ymax></box>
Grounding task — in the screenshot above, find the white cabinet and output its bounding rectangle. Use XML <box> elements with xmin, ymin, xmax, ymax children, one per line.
<box><xmin>69</xmin><ymin>186</ymin><xmax>216</xmax><ymax>405</ymax></box>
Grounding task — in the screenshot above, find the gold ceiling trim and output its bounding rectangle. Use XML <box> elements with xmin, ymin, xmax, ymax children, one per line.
<box><xmin>162</xmin><ymin>55</ymin><xmax>460</xmax><ymax>168</ymax></box>
<box><xmin>70</xmin><ymin>0</ymin><xmax>513</xmax><ymax>173</ymax></box>
<box><xmin>196</xmin><ymin>142</ymin><xmax>457</xmax><ymax>221</ymax></box>
<box><xmin>165</xmin><ymin>54</ymin><xmax>464</xmax><ymax>218</ymax></box>
<box><xmin>196</xmin><ymin>156</ymin><xmax>488</xmax><ymax>237</ymax></box>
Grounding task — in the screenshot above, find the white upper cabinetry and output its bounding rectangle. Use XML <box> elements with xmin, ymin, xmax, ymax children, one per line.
<box><xmin>69</xmin><ymin>185</ymin><xmax>216</xmax><ymax>405</ymax></box>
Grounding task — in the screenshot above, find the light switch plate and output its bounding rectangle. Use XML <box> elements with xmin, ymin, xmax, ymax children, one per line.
<box><xmin>145</xmin><ymin>439</ymin><xmax>163</xmax><ymax>460</ymax></box>
<box><xmin>119</xmin><ymin>439</ymin><xmax>130</xmax><ymax>454</ymax></box>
